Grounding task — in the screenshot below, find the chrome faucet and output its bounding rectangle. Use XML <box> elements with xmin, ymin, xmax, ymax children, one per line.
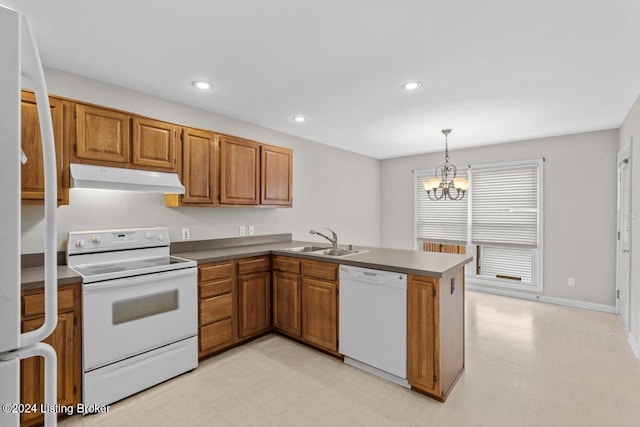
<box><xmin>309</xmin><ymin>228</ymin><xmax>338</xmax><ymax>249</ymax></box>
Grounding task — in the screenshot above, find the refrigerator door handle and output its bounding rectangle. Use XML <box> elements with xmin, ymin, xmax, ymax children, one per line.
<box><xmin>14</xmin><ymin>343</ymin><xmax>58</xmax><ymax>426</ymax></box>
<box><xmin>18</xmin><ymin>14</ymin><xmax>58</xmax><ymax>348</ymax></box>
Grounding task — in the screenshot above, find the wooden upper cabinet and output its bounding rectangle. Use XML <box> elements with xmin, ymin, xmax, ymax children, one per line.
<box><xmin>219</xmin><ymin>136</ymin><xmax>260</xmax><ymax>205</ymax></box>
<box><xmin>181</xmin><ymin>128</ymin><xmax>216</xmax><ymax>205</ymax></box>
<box><xmin>74</xmin><ymin>104</ymin><xmax>130</xmax><ymax>164</ymax></box>
<box><xmin>261</xmin><ymin>145</ymin><xmax>292</xmax><ymax>206</ymax></box>
<box><xmin>132</xmin><ymin>117</ymin><xmax>177</xmax><ymax>171</ymax></box>
<box><xmin>20</xmin><ymin>91</ymin><xmax>67</xmax><ymax>204</ymax></box>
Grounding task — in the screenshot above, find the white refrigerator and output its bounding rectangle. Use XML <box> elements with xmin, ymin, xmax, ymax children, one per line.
<box><xmin>0</xmin><ymin>4</ymin><xmax>59</xmax><ymax>427</ymax></box>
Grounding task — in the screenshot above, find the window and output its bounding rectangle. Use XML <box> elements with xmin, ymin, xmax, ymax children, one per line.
<box><xmin>415</xmin><ymin>159</ymin><xmax>543</xmax><ymax>291</ymax></box>
<box><xmin>414</xmin><ymin>168</ymin><xmax>468</xmax><ymax>245</ymax></box>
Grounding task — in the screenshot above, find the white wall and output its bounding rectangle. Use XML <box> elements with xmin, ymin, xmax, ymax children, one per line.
<box><xmin>619</xmin><ymin>92</ymin><xmax>640</xmax><ymax>355</ymax></box>
<box><xmin>21</xmin><ymin>68</ymin><xmax>381</xmax><ymax>253</ymax></box>
<box><xmin>380</xmin><ymin>130</ymin><xmax>619</xmax><ymax>307</ymax></box>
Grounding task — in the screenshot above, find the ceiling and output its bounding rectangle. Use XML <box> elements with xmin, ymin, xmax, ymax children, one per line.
<box><xmin>4</xmin><ymin>0</ymin><xmax>640</xmax><ymax>159</ymax></box>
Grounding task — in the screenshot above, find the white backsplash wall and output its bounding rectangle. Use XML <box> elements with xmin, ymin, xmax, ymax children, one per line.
<box><xmin>20</xmin><ymin>68</ymin><xmax>381</xmax><ymax>253</ymax></box>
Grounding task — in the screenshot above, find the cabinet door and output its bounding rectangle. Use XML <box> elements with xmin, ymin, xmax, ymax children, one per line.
<box><xmin>20</xmin><ymin>92</ymin><xmax>66</xmax><ymax>204</ymax></box>
<box><xmin>273</xmin><ymin>271</ymin><xmax>301</xmax><ymax>336</ymax></box>
<box><xmin>20</xmin><ymin>311</ymin><xmax>78</xmax><ymax>426</ymax></box>
<box><xmin>132</xmin><ymin>117</ymin><xmax>177</xmax><ymax>171</ymax></box>
<box><xmin>74</xmin><ymin>104</ymin><xmax>130</xmax><ymax>164</ymax></box>
<box><xmin>219</xmin><ymin>136</ymin><xmax>260</xmax><ymax>205</ymax></box>
<box><xmin>301</xmin><ymin>277</ymin><xmax>337</xmax><ymax>352</ymax></box>
<box><xmin>181</xmin><ymin>128</ymin><xmax>216</xmax><ymax>205</ymax></box>
<box><xmin>407</xmin><ymin>276</ymin><xmax>439</xmax><ymax>395</ymax></box>
<box><xmin>261</xmin><ymin>145</ymin><xmax>292</xmax><ymax>206</ymax></box>
<box><xmin>238</xmin><ymin>271</ymin><xmax>271</xmax><ymax>338</ymax></box>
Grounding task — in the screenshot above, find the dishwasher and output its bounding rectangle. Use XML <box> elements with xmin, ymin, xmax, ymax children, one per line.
<box><xmin>339</xmin><ymin>265</ymin><xmax>409</xmax><ymax>388</ymax></box>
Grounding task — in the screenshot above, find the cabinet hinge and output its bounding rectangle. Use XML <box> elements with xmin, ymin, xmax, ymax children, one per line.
<box><xmin>73</xmin><ymin>144</ymin><xmax>77</xmax><ymax>153</ymax></box>
<box><xmin>73</xmin><ymin>385</ymin><xmax>77</xmax><ymax>396</ymax></box>
<box><xmin>618</xmin><ymin>231</ymin><xmax>621</xmax><ymax>240</ymax></box>
<box><xmin>432</xmin><ymin>288</ymin><xmax>436</xmax><ymax>298</ymax></box>
<box><xmin>73</xmin><ymin>111</ymin><xmax>77</xmax><ymax>119</ymax></box>
<box><xmin>617</xmin><ymin>289</ymin><xmax>620</xmax><ymax>299</ymax></box>
<box><xmin>433</xmin><ymin>374</ymin><xmax>437</xmax><ymax>386</ymax></box>
<box><xmin>180</xmin><ymin>129</ymin><xmax>184</xmax><ymax>142</ymax></box>
<box><xmin>74</xmin><ymin>316</ymin><xmax>77</xmax><ymax>326</ymax></box>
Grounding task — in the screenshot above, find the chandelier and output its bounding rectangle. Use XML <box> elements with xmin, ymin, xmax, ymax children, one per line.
<box><xmin>422</xmin><ymin>129</ymin><xmax>468</xmax><ymax>200</ymax></box>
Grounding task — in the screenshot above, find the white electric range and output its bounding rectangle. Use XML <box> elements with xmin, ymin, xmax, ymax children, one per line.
<box><xmin>67</xmin><ymin>227</ymin><xmax>198</xmax><ymax>409</ymax></box>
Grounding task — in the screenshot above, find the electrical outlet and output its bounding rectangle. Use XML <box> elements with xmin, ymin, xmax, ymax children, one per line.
<box><xmin>248</xmin><ymin>225</ymin><xmax>254</xmax><ymax>235</ymax></box>
<box><xmin>568</xmin><ymin>277</ymin><xmax>575</xmax><ymax>287</ymax></box>
<box><xmin>239</xmin><ymin>226</ymin><xmax>246</xmax><ymax>236</ymax></box>
<box><xmin>181</xmin><ymin>228</ymin><xmax>190</xmax><ymax>240</ymax></box>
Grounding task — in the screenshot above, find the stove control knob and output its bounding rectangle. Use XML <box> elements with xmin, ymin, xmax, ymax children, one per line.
<box><xmin>75</xmin><ymin>239</ymin><xmax>85</xmax><ymax>248</ymax></box>
<box><xmin>157</xmin><ymin>235</ymin><xmax>164</xmax><ymax>241</ymax></box>
<box><xmin>91</xmin><ymin>236</ymin><xmax>100</xmax><ymax>244</ymax></box>
<box><xmin>145</xmin><ymin>232</ymin><xmax>152</xmax><ymax>239</ymax></box>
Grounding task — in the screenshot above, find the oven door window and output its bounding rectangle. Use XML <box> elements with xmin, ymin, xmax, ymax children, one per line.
<box><xmin>112</xmin><ymin>289</ymin><xmax>179</xmax><ymax>325</ymax></box>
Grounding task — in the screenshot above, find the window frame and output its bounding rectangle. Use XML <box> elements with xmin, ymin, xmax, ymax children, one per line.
<box><xmin>414</xmin><ymin>158</ymin><xmax>544</xmax><ymax>292</ymax></box>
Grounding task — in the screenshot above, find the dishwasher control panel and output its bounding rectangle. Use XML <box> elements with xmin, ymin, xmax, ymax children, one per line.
<box><xmin>339</xmin><ymin>265</ymin><xmax>406</xmax><ymax>288</ymax></box>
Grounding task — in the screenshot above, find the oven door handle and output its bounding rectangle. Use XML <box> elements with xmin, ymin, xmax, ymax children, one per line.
<box><xmin>83</xmin><ymin>268</ymin><xmax>196</xmax><ymax>293</ymax></box>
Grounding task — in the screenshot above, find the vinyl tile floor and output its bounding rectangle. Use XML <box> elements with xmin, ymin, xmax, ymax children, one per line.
<box><xmin>59</xmin><ymin>291</ymin><xmax>640</xmax><ymax>427</ymax></box>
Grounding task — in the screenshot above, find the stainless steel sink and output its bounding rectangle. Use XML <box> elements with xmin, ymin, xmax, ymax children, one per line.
<box><xmin>316</xmin><ymin>248</ymin><xmax>362</xmax><ymax>257</ymax></box>
<box><xmin>283</xmin><ymin>246</ymin><xmax>330</xmax><ymax>253</ymax></box>
<box><xmin>280</xmin><ymin>246</ymin><xmax>367</xmax><ymax>257</ymax></box>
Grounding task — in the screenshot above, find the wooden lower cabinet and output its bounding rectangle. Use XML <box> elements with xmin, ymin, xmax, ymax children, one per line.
<box><xmin>198</xmin><ymin>261</ymin><xmax>234</xmax><ymax>358</ymax></box>
<box><xmin>272</xmin><ymin>270</ymin><xmax>301</xmax><ymax>336</ymax></box>
<box><xmin>272</xmin><ymin>256</ymin><xmax>338</xmax><ymax>353</ymax></box>
<box><xmin>237</xmin><ymin>257</ymin><xmax>271</xmax><ymax>338</ymax></box>
<box><xmin>407</xmin><ymin>270</ymin><xmax>465</xmax><ymax>401</ymax></box>
<box><xmin>198</xmin><ymin>256</ymin><xmax>272</xmax><ymax>359</ymax></box>
<box><xmin>20</xmin><ymin>284</ymin><xmax>81</xmax><ymax>427</ymax></box>
<box><xmin>301</xmin><ymin>277</ymin><xmax>338</xmax><ymax>352</ymax></box>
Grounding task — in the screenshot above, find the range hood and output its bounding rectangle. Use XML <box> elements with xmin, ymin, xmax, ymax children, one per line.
<box><xmin>70</xmin><ymin>163</ymin><xmax>185</xmax><ymax>194</ymax></box>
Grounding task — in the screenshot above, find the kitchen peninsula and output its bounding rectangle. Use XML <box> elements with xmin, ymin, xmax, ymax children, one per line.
<box><xmin>172</xmin><ymin>233</ymin><xmax>472</xmax><ymax>402</ymax></box>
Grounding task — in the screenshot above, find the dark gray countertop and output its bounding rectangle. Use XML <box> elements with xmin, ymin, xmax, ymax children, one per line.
<box><xmin>21</xmin><ymin>265</ymin><xmax>81</xmax><ymax>291</ymax></box>
<box><xmin>175</xmin><ymin>240</ymin><xmax>472</xmax><ymax>278</ymax></box>
<box><xmin>21</xmin><ymin>234</ymin><xmax>472</xmax><ymax>289</ymax></box>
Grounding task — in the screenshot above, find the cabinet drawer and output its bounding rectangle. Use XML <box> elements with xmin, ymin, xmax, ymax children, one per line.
<box><xmin>200</xmin><ymin>278</ymin><xmax>232</xmax><ymax>299</ymax></box>
<box><xmin>237</xmin><ymin>256</ymin><xmax>270</xmax><ymax>275</ymax></box>
<box><xmin>22</xmin><ymin>286</ymin><xmax>76</xmax><ymax>317</ymax></box>
<box><xmin>273</xmin><ymin>256</ymin><xmax>301</xmax><ymax>274</ymax></box>
<box><xmin>302</xmin><ymin>260</ymin><xmax>338</xmax><ymax>282</ymax></box>
<box><xmin>199</xmin><ymin>294</ymin><xmax>232</xmax><ymax>325</ymax></box>
<box><xmin>200</xmin><ymin>319</ymin><xmax>233</xmax><ymax>352</ymax></box>
<box><xmin>199</xmin><ymin>261</ymin><xmax>233</xmax><ymax>282</ymax></box>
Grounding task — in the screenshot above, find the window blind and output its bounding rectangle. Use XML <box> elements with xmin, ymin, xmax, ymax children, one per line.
<box><xmin>414</xmin><ymin>169</ymin><xmax>468</xmax><ymax>245</ymax></box>
<box><xmin>471</xmin><ymin>163</ymin><xmax>539</xmax><ymax>248</ymax></box>
<box><xmin>478</xmin><ymin>246</ymin><xmax>534</xmax><ymax>283</ymax></box>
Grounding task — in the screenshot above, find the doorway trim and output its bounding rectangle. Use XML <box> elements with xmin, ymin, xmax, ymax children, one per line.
<box><xmin>616</xmin><ymin>138</ymin><xmax>632</xmax><ymax>335</ymax></box>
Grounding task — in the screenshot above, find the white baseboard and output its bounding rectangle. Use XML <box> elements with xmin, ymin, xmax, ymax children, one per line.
<box><xmin>629</xmin><ymin>334</ymin><xmax>640</xmax><ymax>360</ymax></box>
<box><xmin>466</xmin><ymin>284</ymin><xmax>616</xmax><ymax>313</ymax></box>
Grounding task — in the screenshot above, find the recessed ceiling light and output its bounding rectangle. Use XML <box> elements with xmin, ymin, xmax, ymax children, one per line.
<box><xmin>401</xmin><ymin>81</ymin><xmax>422</xmax><ymax>91</ymax></box>
<box><xmin>192</xmin><ymin>81</ymin><xmax>213</xmax><ymax>90</ymax></box>
<box><xmin>293</xmin><ymin>116</ymin><xmax>305</xmax><ymax>122</ymax></box>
